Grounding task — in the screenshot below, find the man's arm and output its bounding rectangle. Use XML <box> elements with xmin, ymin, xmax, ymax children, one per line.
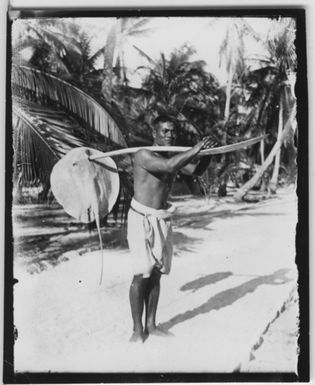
<box><xmin>180</xmin><ymin>139</ymin><xmax>217</xmax><ymax>176</ymax></box>
<box><xmin>134</xmin><ymin>137</ymin><xmax>213</xmax><ymax>174</ymax></box>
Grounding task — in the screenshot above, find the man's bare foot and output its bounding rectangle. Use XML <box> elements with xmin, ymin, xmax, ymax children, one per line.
<box><xmin>145</xmin><ymin>325</ymin><xmax>174</xmax><ymax>337</ymax></box>
<box><xmin>129</xmin><ymin>331</ymin><xmax>145</xmax><ymax>343</ymax></box>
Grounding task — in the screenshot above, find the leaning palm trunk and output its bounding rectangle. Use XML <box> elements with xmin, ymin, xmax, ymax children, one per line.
<box><xmin>259</xmin><ymin>139</ymin><xmax>268</xmax><ymax>192</ymax></box>
<box><xmin>260</xmin><ymin>139</ymin><xmax>265</xmax><ymax>164</ymax></box>
<box><xmin>269</xmin><ymin>97</ymin><xmax>284</xmax><ymax>193</ymax></box>
<box><xmin>234</xmin><ymin>104</ymin><xmax>296</xmax><ymax>201</ymax></box>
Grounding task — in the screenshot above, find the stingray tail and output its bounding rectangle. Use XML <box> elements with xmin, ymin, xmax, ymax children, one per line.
<box><xmin>95</xmin><ymin>212</ymin><xmax>104</xmax><ymax>286</ymax></box>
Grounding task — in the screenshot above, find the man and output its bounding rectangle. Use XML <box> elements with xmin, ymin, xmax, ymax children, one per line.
<box><xmin>127</xmin><ymin>115</ymin><xmax>215</xmax><ymax>343</ymax></box>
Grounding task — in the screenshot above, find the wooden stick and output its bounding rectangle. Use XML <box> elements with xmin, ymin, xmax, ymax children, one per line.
<box><xmin>88</xmin><ymin>135</ymin><xmax>267</xmax><ymax>161</ymax></box>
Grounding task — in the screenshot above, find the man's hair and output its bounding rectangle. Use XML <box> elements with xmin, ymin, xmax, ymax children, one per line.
<box><xmin>153</xmin><ymin>115</ymin><xmax>175</xmax><ymax>127</ymax></box>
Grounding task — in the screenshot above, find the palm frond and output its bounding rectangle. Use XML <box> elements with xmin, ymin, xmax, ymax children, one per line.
<box><xmin>241</xmin><ymin>19</ymin><xmax>264</xmax><ymax>43</ymax></box>
<box><xmin>88</xmin><ymin>46</ymin><xmax>106</xmax><ymax>64</ymax></box>
<box><xmin>13</xmin><ymin>36</ymin><xmax>40</xmax><ymax>55</ymax></box>
<box><xmin>12</xmin><ymin>65</ymin><xmax>127</xmax><ymax>148</ymax></box>
<box><xmin>47</xmin><ymin>51</ymin><xmax>72</xmax><ymax>76</ymax></box>
<box><xmin>132</xmin><ymin>44</ymin><xmax>157</xmax><ymax>67</ymax></box>
<box><xmin>13</xmin><ymin>102</ymin><xmax>60</xmax><ymax>186</ymax></box>
<box><xmin>126</xmin><ymin>28</ymin><xmax>153</xmax><ymax>37</ymax></box>
<box><xmin>123</xmin><ymin>18</ymin><xmax>151</xmax><ymax>34</ymax></box>
<box><xmin>13</xmin><ymin>97</ymin><xmax>133</xmax><ymax>192</ymax></box>
<box><xmin>48</xmin><ymin>30</ymin><xmax>83</xmax><ymax>55</ymax></box>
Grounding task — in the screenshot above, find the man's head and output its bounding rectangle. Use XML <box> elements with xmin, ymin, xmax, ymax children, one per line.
<box><xmin>152</xmin><ymin>115</ymin><xmax>177</xmax><ymax>146</ymax></box>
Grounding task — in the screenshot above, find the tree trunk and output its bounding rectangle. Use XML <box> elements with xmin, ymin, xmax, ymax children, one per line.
<box><xmin>259</xmin><ymin>138</ymin><xmax>267</xmax><ymax>192</ymax></box>
<box><xmin>218</xmin><ymin>65</ymin><xmax>233</xmax><ymax>197</ymax></box>
<box><xmin>102</xmin><ymin>23</ymin><xmax>117</xmax><ymax>101</ymax></box>
<box><xmin>234</xmin><ymin>104</ymin><xmax>295</xmax><ymax>201</ymax></box>
<box><xmin>269</xmin><ymin>98</ymin><xmax>283</xmax><ymax>193</ymax></box>
<box><xmin>120</xmin><ymin>50</ymin><xmax>128</xmax><ymax>86</ymax></box>
<box><xmin>224</xmin><ymin>66</ymin><xmax>233</xmax><ymax>122</ymax></box>
<box><xmin>260</xmin><ymin>138</ymin><xmax>265</xmax><ymax>164</ymax></box>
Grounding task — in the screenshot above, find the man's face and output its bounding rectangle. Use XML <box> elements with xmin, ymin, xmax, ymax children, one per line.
<box><xmin>153</xmin><ymin>121</ymin><xmax>177</xmax><ymax>146</ymax></box>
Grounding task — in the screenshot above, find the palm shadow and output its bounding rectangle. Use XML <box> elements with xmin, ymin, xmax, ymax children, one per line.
<box><xmin>15</xmin><ymin>227</ymin><xmax>128</xmax><ymax>273</ymax></box>
<box><xmin>174</xmin><ymin>209</ymin><xmax>285</xmax><ymax>230</ymax></box>
<box><xmin>172</xmin><ymin>231</ymin><xmax>206</xmax><ymax>254</ymax></box>
<box><xmin>180</xmin><ymin>271</ymin><xmax>233</xmax><ymax>292</ymax></box>
<box><xmin>160</xmin><ymin>268</ymin><xmax>293</xmax><ymax>331</ymax></box>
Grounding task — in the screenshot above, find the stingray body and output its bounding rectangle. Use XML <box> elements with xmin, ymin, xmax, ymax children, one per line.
<box><xmin>50</xmin><ymin>147</ymin><xmax>120</xmax><ymax>284</ymax></box>
<box><xmin>51</xmin><ymin>147</ymin><xmax>120</xmax><ymax>223</ymax></box>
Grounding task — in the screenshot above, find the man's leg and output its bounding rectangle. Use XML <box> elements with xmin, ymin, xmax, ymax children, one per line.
<box><xmin>129</xmin><ymin>274</ymin><xmax>148</xmax><ymax>342</ymax></box>
<box><xmin>144</xmin><ymin>268</ymin><xmax>171</xmax><ymax>337</ymax></box>
<box><xmin>144</xmin><ymin>268</ymin><xmax>161</xmax><ymax>334</ymax></box>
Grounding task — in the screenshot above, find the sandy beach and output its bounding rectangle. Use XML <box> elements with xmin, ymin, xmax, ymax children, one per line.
<box><xmin>13</xmin><ymin>187</ymin><xmax>299</xmax><ymax>374</ymax></box>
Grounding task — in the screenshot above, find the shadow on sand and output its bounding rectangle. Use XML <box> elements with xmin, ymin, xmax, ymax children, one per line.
<box><xmin>174</xmin><ymin>209</ymin><xmax>285</xmax><ymax>230</ymax></box>
<box><xmin>172</xmin><ymin>231</ymin><xmax>206</xmax><ymax>254</ymax></box>
<box><xmin>15</xmin><ymin>227</ymin><xmax>128</xmax><ymax>273</ymax></box>
<box><xmin>180</xmin><ymin>271</ymin><xmax>233</xmax><ymax>292</ymax></box>
<box><xmin>160</xmin><ymin>269</ymin><xmax>293</xmax><ymax>331</ymax></box>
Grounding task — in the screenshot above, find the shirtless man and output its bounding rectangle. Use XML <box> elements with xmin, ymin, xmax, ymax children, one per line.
<box><xmin>127</xmin><ymin>115</ymin><xmax>215</xmax><ymax>342</ymax></box>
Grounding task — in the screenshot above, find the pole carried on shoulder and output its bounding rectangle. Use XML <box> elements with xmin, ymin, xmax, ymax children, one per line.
<box><xmin>51</xmin><ymin>134</ymin><xmax>267</xmax><ymax>224</ymax></box>
<box><xmin>86</xmin><ymin>135</ymin><xmax>267</xmax><ymax>161</ymax></box>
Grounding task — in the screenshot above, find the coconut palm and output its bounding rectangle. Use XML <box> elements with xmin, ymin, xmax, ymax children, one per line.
<box><xmin>12</xmin><ymin>18</ymin><xmax>94</xmax><ymax>80</ymax></box>
<box><xmin>88</xmin><ymin>17</ymin><xmax>153</xmax><ymax>100</ymax></box>
<box><xmin>11</xmin><ymin>65</ymin><xmax>131</xmax><ymax>202</ymax></box>
<box><xmin>219</xmin><ymin>19</ymin><xmax>248</xmax><ymax>125</ymax></box>
<box><xmin>214</xmin><ymin>18</ymin><xmax>255</xmax><ymax>195</ymax></box>
<box><xmin>11</xmin><ymin>17</ymin><xmax>134</xmax><ymax>203</ymax></box>
<box><xmin>266</xmin><ymin>18</ymin><xmax>297</xmax><ymax>192</ymax></box>
<box><xmin>134</xmin><ymin>44</ymin><xmax>221</xmax><ymax>143</ymax></box>
<box><xmin>234</xmin><ymin>98</ymin><xmax>296</xmax><ymax>201</ymax></box>
<box><xmin>234</xmin><ymin>17</ymin><xmax>297</xmax><ymax>199</ymax></box>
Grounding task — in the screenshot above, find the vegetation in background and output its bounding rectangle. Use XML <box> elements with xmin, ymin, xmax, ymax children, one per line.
<box><xmin>11</xmin><ymin>16</ymin><xmax>297</xmax><ymax>207</ymax></box>
<box><xmin>11</xmin><ymin>19</ymin><xmax>132</xmax><ymax>207</ymax></box>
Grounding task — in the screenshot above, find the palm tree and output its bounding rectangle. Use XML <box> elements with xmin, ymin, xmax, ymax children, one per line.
<box><xmin>266</xmin><ymin>18</ymin><xmax>297</xmax><ymax>192</ymax></box>
<box><xmin>234</xmin><ymin>99</ymin><xmax>296</xmax><ymax>201</ymax></box>
<box><xmin>135</xmin><ymin>44</ymin><xmax>221</xmax><ymax>142</ymax></box>
<box><xmin>219</xmin><ymin>19</ymin><xmax>249</xmax><ymax>125</ymax></box>
<box><xmin>88</xmin><ymin>17</ymin><xmax>153</xmax><ymax>101</ymax></box>
<box><xmin>241</xmin><ymin>67</ymin><xmax>275</xmax><ymax>162</ymax></box>
<box><xmin>12</xmin><ymin>18</ymin><xmax>94</xmax><ymax>80</ymax></box>
<box><xmin>11</xmin><ymin>18</ymin><xmax>134</xmax><ymax>203</ymax></box>
<box><xmin>215</xmin><ymin>18</ymin><xmax>256</xmax><ymax>196</ymax></box>
<box><xmin>234</xmin><ymin>17</ymin><xmax>297</xmax><ymax>199</ymax></box>
<box><xmin>11</xmin><ymin>65</ymin><xmax>131</xmax><ymax>201</ymax></box>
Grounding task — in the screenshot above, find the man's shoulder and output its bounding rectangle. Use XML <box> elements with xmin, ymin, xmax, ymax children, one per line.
<box><xmin>135</xmin><ymin>148</ymin><xmax>152</xmax><ymax>155</ymax></box>
<box><xmin>134</xmin><ymin>148</ymin><xmax>156</xmax><ymax>161</ymax></box>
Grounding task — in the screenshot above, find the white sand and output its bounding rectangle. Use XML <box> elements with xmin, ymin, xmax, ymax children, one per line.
<box><xmin>14</xmin><ymin>189</ymin><xmax>298</xmax><ymax>373</ymax></box>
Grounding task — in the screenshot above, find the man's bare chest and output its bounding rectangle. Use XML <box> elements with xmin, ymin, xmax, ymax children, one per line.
<box><xmin>141</xmin><ymin>167</ymin><xmax>175</xmax><ymax>185</ymax></box>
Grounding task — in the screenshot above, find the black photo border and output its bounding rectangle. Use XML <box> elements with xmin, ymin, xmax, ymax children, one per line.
<box><xmin>3</xmin><ymin>6</ymin><xmax>309</xmax><ymax>383</ymax></box>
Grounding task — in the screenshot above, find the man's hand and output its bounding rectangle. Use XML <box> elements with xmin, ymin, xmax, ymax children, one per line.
<box><xmin>195</xmin><ymin>137</ymin><xmax>218</xmax><ymax>152</ymax></box>
<box><xmin>191</xmin><ymin>137</ymin><xmax>218</xmax><ymax>176</ymax></box>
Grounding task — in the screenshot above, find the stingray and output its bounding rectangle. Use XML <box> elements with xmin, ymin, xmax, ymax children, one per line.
<box><xmin>50</xmin><ymin>147</ymin><xmax>120</xmax><ymax>285</ymax></box>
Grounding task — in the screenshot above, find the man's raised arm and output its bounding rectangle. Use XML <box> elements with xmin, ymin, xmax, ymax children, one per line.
<box><xmin>135</xmin><ymin>137</ymin><xmax>214</xmax><ymax>174</ymax></box>
<box><xmin>180</xmin><ymin>139</ymin><xmax>217</xmax><ymax>176</ymax></box>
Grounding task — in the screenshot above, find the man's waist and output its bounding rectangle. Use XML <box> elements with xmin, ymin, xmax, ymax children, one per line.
<box><xmin>130</xmin><ymin>198</ymin><xmax>175</xmax><ymax>219</ymax></box>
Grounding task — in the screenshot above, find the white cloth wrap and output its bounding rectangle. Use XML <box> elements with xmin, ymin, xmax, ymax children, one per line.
<box><xmin>127</xmin><ymin>198</ymin><xmax>175</xmax><ymax>278</ymax></box>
